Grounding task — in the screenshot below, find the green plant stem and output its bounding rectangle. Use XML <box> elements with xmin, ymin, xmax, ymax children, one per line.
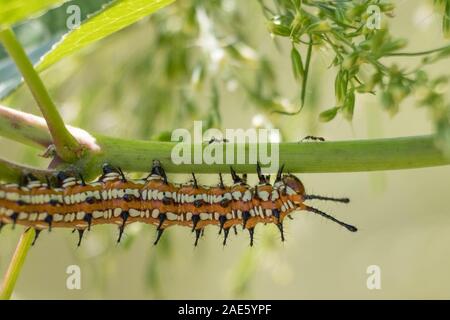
<box><xmin>0</xmin><ymin>104</ymin><xmax>448</xmax><ymax>179</ymax></box>
<box><xmin>74</xmin><ymin>134</ymin><xmax>450</xmax><ymax>179</ymax></box>
<box><xmin>0</xmin><ymin>28</ymin><xmax>81</xmax><ymax>161</ymax></box>
<box><xmin>386</xmin><ymin>44</ymin><xmax>450</xmax><ymax>57</ymax></box>
<box><xmin>0</xmin><ymin>228</ymin><xmax>35</xmax><ymax>300</ymax></box>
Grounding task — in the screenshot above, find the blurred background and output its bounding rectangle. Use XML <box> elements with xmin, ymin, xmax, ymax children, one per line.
<box><xmin>1</xmin><ymin>0</ymin><xmax>450</xmax><ymax>299</ymax></box>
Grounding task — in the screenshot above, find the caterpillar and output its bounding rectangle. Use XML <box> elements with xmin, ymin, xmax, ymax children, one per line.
<box><xmin>0</xmin><ymin>160</ymin><xmax>357</xmax><ymax>247</ymax></box>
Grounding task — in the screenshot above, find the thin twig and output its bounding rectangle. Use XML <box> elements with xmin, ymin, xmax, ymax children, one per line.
<box><xmin>0</xmin><ymin>229</ymin><xmax>35</xmax><ymax>300</ymax></box>
<box><xmin>386</xmin><ymin>44</ymin><xmax>450</xmax><ymax>57</ymax></box>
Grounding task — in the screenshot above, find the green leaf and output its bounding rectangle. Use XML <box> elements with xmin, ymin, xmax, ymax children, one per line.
<box><xmin>0</xmin><ymin>0</ymin><xmax>69</xmax><ymax>27</ymax></box>
<box><xmin>319</xmin><ymin>107</ymin><xmax>339</xmax><ymax>122</ymax></box>
<box><xmin>334</xmin><ymin>69</ymin><xmax>348</xmax><ymax>105</ymax></box>
<box><xmin>342</xmin><ymin>89</ymin><xmax>355</xmax><ymax>120</ymax></box>
<box><xmin>290</xmin><ymin>46</ymin><xmax>304</xmax><ymax>81</ymax></box>
<box><xmin>36</xmin><ymin>0</ymin><xmax>175</xmax><ymax>72</ymax></box>
<box><xmin>444</xmin><ymin>2</ymin><xmax>450</xmax><ymax>38</ymax></box>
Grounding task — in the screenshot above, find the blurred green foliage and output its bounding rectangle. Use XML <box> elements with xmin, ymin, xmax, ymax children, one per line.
<box><xmin>260</xmin><ymin>0</ymin><xmax>450</xmax><ymax>152</ymax></box>
<box><xmin>0</xmin><ymin>0</ymin><xmax>112</xmax><ymax>98</ymax></box>
<box><xmin>4</xmin><ymin>0</ymin><xmax>450</xmax><ymax>149</ymax></box>
<box><xmin>2</xmin><ymin>0</ymin><xmax>450</xmax><ymax>299</ymax></box>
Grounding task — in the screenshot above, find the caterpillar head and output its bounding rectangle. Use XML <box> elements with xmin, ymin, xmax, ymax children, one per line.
<box><xmin>282</xmin><ymin>174</ymin><xmax>305</xmax><ymax>204</ymax></box>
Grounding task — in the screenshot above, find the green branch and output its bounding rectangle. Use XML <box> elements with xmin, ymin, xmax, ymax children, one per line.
<box><xmin>0</xmin><ymin>228</ymin><xmax>35</xmax><ymax>300</ymax></box>
<box><xmin>0</xmin><ymin>28</ymin><xmax>81</xmax><ymax>162</ymax></box>
<box><xmin>2</xmin><ymin>133</ymin><xmax>448</xmax><ymax>180</ymax></box>
<box><xmin>0</xmin><ymin>105</ymin><xmax>448</xmax><ymax>179</ymax></box>
<box><xmin>74</xmin><ymin>135</ymin><xmax>450</xmax><ymax>179</ymax></box>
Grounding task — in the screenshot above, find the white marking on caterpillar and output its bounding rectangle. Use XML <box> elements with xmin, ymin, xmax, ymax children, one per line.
<box><xmin>243</xmin><ymin>190</ymin><xmax>252</xmax><ymax>202</ymax></box>
<box><xmin>76</xmin><ymin>212</ymin><xmax>85</xmax><ymax>220</ymax></box>
<box><xmin>287</xmin><ymin>200</ymin><xmax>294</xmax><ymax>209</ymax></box>
<box><xmin>166</xmin><ymin>212</ymin><xmax>178</xmax><ymax>221</ymax></box>
<box><xmin>257</xmin><ymin>190</ymin><xmax>270</xmax><ymax>201</ymax></box>
<box><xmin>129</xmin><ymin>209</ymin><xmax>140</xmax><ymax>218</ymax></box>
<box><xmin>18</xmin><ymin>212</ymin><xmax>28</xmax><ymax>220</ymax></box>
<box><xmin>271</xmin><ymin>190</ymin><xmax>279</xmax><ymax>200</ymax></box>
<box><xmin>6</xmin><ymin>192</ymin><xmax>19</xmax><ymax>201</ymax></box>
<box><xmin>232</xmin><ymin>191</ymin><xmax>242</xmax><ymax>200</ymax></box>
<box><xmin>92</xmin><ymin>211</ymin><xmax>104</xmax><ymax>219</ymax></box>
<box><xmin>113</xmin><ymin>208</ymin><xmax>122</xmax><ymax>218</ymax></box>
<box><xmin>286</xmin><ymin>186</ymin><xmax>296</xmax><ymax>196</ymax></box>
<box><xmin>151</xmin><ymin>209</ymin><xmax>159</xmax><ymax>219</ymax></box>
<box><xmin>199</xmin><ymin>213</ymin><xmax>210</xmax><ymax>220</ymax></box>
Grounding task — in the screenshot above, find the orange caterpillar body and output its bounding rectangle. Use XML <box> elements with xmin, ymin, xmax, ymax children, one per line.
<box><xmin>0</xmin><ymin>161</ymin><xmax>357</xmax><ymax>246</ymax></box>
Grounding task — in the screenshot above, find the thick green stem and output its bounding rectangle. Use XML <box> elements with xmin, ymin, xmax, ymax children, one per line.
<box><xmin>0</xmin><ymin>105</ymin><xmax>448</xmax><ymax>179</ymax></box>
<box><xmin>74</xmin><ymin>134</ymin><xmax>450</xmax><ymax>178</ymax></box>
<box><xmin>0</xmin><ymin>229</ymin><xmax>35</xmax><ymax>300</ymax></box>
<box><xmin>0</xmin><ymin>28</ymin><xmax>81</xmax><ymax>161</ymax></box>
